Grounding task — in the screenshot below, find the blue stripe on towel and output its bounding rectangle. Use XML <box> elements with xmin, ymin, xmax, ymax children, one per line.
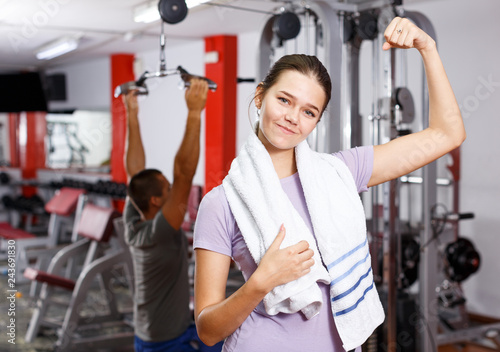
<box><xmin>327</xmin><ymin>238</ymin><xmax>368</xmax><ymax>271</ymax></box>
<box><xmin>330</xmin><ymin>251</ymin><xmax>370</xmax><ymax>286</ymax></box>
<box><xmin>333</xmin><ymin>282</ymin><xmax>375</xmax><ymax>316</ymax></box>
<box><xmin>331</xmin><ymin>267</ymin><xmax>372</xmax><ymax>302</ymax></box>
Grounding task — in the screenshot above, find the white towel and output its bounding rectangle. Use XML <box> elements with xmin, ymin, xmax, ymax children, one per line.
<box><xmin>222</xmin><ymin>133</ymin><xmax>385</xmax><ymax>350</ymax></box>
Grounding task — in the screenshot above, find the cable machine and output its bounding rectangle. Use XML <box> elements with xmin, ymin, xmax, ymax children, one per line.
<box><xmin>114</xmin><ymin>3</ymin><xmax>217</xmax><ymax>98</ymax></box>
<box><xmin>256</xmin><ymin>1</ymin><xmax>497</xmax><ymax>351</ymax></box>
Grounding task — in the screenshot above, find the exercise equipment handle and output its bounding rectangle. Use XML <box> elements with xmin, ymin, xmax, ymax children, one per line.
<box><xmin>178</xmin><ymin>66</ymin><xmax>218</xmax><ymax>91</ymax></box>
<box><xmin>114</xmin><ymin>66</ymin><xmax>217</xmax><ymax>98</ymax></box>
<box><xmin>446</xmin><ymin>212</ymin><xmax>475</xmax><ymax>221</ymax></box>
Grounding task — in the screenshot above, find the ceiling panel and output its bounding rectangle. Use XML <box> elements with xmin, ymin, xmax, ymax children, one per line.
<box><xmin>0</xmin><ymin>0</ymin><xmax>282</xmax><ymax>71</ymax></box>
<box><xmin>0</xmin><ymin>0</ymin><xmax>434</xmax><ymax>71</ymax></box>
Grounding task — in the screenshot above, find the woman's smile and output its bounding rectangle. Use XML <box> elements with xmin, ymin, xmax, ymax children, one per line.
<box><xmin>276</xmin><ymin>123</ymin><xmax>296</xmax><ymax>135</ymax></box>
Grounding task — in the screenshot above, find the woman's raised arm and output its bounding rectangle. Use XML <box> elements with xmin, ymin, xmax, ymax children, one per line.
<box><xmin>369</xmin><ymin>17</ymin><xmax>466</xmax><ymax>187</ymax></box>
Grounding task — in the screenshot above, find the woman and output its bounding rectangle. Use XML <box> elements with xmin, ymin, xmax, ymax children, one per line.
<box><xmin>193</xmin><ymin>17</ymin><xmax>465</xmax><ymax>352</ymax></box>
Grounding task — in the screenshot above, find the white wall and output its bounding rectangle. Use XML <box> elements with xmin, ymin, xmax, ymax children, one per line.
<box><xmin>134</xmin><ymin>39</ymin><xmax>205</xmax><ymax>186</ymax></box>
<box><xmin>46</xmin><ymin>57</ymin><xmax>110</xmax><ymax>111</ymax></box>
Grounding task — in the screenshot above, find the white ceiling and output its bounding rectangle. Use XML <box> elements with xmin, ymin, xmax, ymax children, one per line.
<box><xmin>0</xmin><ymin>0</ymin><xmax>429</xmax><ymax>72</ymax></box>
<box><xmin>0</xmin><ymin>0</ymin><xmax>284</xmax><ymax>72</ymax></box>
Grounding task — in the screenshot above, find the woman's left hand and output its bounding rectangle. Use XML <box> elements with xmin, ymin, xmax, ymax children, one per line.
<box><xmin>382</xmin><ymin>16</ymin><xmax>435</xmax><ymax>52</ymax></box>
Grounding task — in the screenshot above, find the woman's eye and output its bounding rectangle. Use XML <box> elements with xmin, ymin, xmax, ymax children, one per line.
<box><xmin>304</xmin><ymin>110</ymin><xmax>315</xmax><ymax>118</ymax></box>
<box><xmin>278</xmin><ymin>97</ymin><xmax>289</xmax><ymax>104</ymax></box>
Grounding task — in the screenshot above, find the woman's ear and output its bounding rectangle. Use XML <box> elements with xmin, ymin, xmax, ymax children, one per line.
<box><xmin>255</xmin><ymin>83</ymin><xmax>264</xmax><ymax>109</ymax></box>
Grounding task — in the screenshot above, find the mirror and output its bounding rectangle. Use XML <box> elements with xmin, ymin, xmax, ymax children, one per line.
<box><xmin>45</xmin><ymin>110</ymin><xmax>111</xmax><ymax>171</ymax></box>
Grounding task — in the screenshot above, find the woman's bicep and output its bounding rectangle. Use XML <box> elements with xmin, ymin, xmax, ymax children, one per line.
<box><xmin>194</xmin><ymin>248</ymin><xmax>231</xmax><ymax>320</ymax></box>
<box><xmin>369</xmin><ymin>128</ymin><xmax>458</xmax><ymax>187</ymax></box>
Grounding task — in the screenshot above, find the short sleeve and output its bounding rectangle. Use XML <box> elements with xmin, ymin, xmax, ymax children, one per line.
<box><xmin>193</xmin><ymin>185</ymin><xmax>234</xmax><ymax>257</ymax></box>
<box><xmin>123</xmin><ymin>199</ymin><xmax>149</xmax><ymax>246</ymax></box>
<box><xmin>333</xmin><ymin>146</ymin><xmax>374</xmax><ymax>193</ymax></box>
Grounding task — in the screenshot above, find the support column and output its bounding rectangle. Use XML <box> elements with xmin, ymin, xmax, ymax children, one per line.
<box><xmin>110</xmin><ymin>54</ymin><xmax>135</xmax><ymax>184</ymax></box>
<box><xmin>110</xmin><ymin>54</ymin><xmax>135</xmax><ymax>212</ymax></box>
<box><xmin>19</xmin><ymin>112</ymin><xmax>46</xmax><ymax>196</ymax></box>
<box><xmin>204</xmin><ymin>35</ymin><xmax>237</xmax><ymax>194</ymax></box>
<box><xmin>8</xmin><ymin>113</ymin><xmax>20</xmax><ymax>167</ymax></box>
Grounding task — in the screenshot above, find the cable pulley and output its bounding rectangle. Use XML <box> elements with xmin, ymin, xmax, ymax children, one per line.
<box><xmin>158</xmin><ymin>0</ymin><xmax>188</xmax><ymax>24</ymax></box>
<box><xmin>273</xmin><ymin>12</ymin><xmax>301</xmax><ymax>41</ymax></box>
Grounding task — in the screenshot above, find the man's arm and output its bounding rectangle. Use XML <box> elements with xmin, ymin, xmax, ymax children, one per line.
<box><xmin>123</xmin><ymin>91</ymin><xmax>146</xmax><ymax>181</ymax></box>
<box><xmin>162</xmin><ymin>79</ymin><xmax>209</xmax><ymax>229</ymax></box>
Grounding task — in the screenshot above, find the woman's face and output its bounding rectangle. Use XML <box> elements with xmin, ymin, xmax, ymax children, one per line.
<box><xmin>256</xmin><ymin>70</ymin><xmax>326</xmax><ymax>151</ymax></box>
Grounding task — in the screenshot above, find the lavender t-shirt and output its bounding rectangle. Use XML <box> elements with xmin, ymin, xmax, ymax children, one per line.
<box><xmin>194</xmin><ymin>146</ymin><xmax>373</xmax><ymax>352</ymax></box>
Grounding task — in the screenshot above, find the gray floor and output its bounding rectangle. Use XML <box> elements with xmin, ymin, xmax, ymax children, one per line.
<box><xmin>0</xmin><ymin>260</ymin><xmax>135</xmax><ymax>352</ymax></box>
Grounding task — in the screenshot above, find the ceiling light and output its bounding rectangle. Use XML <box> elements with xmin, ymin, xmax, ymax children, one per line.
<box><xmin>133</xmin><ymin>0</ymin><xmax>211</xmax><ymax>23</ymax></box>
<box><xmin>133</xmin><ymin>1</ymin><xmax>161</xmax><ymax>23</ymax></box>
<box><xmin>35</xmin><ymin>35</ymin><xmax>81</xmax><ymax>60</ymax></box>
<box><xmin>186</xmin><ymin>0</ymin><xmax>210</xmax><ymax>8</ymax></box>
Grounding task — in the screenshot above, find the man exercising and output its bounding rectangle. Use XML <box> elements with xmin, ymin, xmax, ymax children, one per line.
<box><xmin>123</xmin><ymin>78</ymin><xmax>221</xmax><ymax>352</ymax></box>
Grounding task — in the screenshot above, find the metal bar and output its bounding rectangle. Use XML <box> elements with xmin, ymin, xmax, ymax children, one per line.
<box><xmin>143</xmin><ymin>68</ymin><xmax>179</xmax><ymax>78</ymax></box>
<box><xmin>403</xmin><ymin>10</ymin><xmax>439</xmax><ymax>352</ymax></box>
<box><xmin>308</xmin><ymin>1</ymin><xmax>343</xmax><ymax>153</ymax></box>
<box><xmin>384</xmin><ymin>44</ymin><xmax>398</xmax><ymax>352</ymax></box>
<box><xmin>329</xmin><ymin>0</ymin><xmax>391</xmax><ymax>13</ymax></box>
<box><xmin>437</xmin><ymin>322</ymin><xmax>500</xmax><ymax>345</ymax></box>
<box><xmin>399</xmin><ymin>176</ymin><xmax>451</xmax><ymax>186</ymax></box>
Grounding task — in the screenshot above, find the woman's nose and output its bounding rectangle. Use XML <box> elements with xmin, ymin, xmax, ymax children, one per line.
<box><xmin>285</xmin><ymin>110</ymin><xmax>299</xmax><ymax>124</ymax></box>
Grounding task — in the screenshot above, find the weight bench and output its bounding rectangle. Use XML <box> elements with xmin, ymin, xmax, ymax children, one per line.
<box><xmin>24</xmin><ymin>203</ymin><xmax>134</xmax><ymax>350</ymax></box>
<box><xmin>0</xmin><ymin>187</ymin><xmax>86</xmax><ymax>283</ymax></box>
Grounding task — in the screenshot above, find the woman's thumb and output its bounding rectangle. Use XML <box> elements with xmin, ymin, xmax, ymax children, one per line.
<box><xmin>270</xmin><ymin>224</ymin><xmax>286</xmax><ymax>249</ymax></box>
